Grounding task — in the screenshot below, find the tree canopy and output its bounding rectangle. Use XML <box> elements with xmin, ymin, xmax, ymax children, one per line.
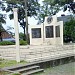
<box><xmin>3</xmin><ymin>0</ymin><xmax>40</xmax><ymax>41</ymax></box>
<box><xmin>43</xmin><ymin>0</ymin><xmax>75</xmax><ymax>13</ymax></box>
<box><xmin>37</xmin><ymin>2</ymin><xmax>60</xmax><ymax>24</ymax></box>
<box><xmin>64</xmin><ymin>17</ymin><xmax>75</xmax><ymax>42</ymax></box>
<box><xmin>37</xmin><ymin>0</ymin><xmax>75</xmax><ymax>24</ymax></box>
<box><xmin>0</xmin><ymin>14</ymin><xmax>6</xmax><ymax>41</ymax></box>
<box><xmin>43</xmin><ymin>0</ymin><xmax>73</xmax><ymax>5</ymax></box>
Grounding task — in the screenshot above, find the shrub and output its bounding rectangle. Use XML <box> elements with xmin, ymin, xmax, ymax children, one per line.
<box><xmin>20</xmin><ymin>40</ymin><xmax>28</xmax><ymax>45</ymax></box>
<box><xmin>0</xmin><ymin>40</ymin><xmax>28</xmax><ymax>45</ymax></box>
<box><xmin>0</xmin><ymin>41</ymin><xmax>14</xmax><ymax>45</ymax></box>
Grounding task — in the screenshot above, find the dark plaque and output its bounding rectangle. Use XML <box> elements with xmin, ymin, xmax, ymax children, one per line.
<box><xmin>32</xmin><ymin>28</ymin><xmax>41</xmax><ymax>38</ymax></box>
<box><xmin>56</xmin><ymin>25</ymin><xmax>60</xmax><ymax>37</ymax></box>
<box><xmin>45</xmin><ymin>26</ymin><xmax>54</xmax><ymax>38</ymax></box>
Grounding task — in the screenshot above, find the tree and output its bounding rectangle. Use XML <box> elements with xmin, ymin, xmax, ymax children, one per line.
<box><xmin>43</xmin><ymin>0</ymin><xmax>75</xmax><ymax>13</ymax></box>
<box><xmin>37</xmin><ymin>2</ymin><xmax>60</xmax><ymax>24</ymax></box>
<box><xmin>0</xmin><ymin>14</ymin><xmax>6</xmax><ymax>41</ymax></box>
<box><xmin>37</xmin><ymin>0</ymin><xmax>74</xmax><ymax>24</ymax></box>
<box><xmin>43</xmin><ymin>0</ymin><xmax>73</xmax><ymax>5</ymax></box>
<box><xmin>37</xmin><ymin>0</ymin><xmax>63</xmax><ymax>24</ymax></box>
<box><xmin>64</xmin><ymin>18</ymin><xmax>75</xmax><ymax>42</ymax></box>
<box><xmin>63</xmin><ymin>1</ymin><xmax>75</xmax><ymax>13</ymax></box>
<box><xmin>4</xmin><ymin>0</ymin><xmax>40</xmax><ymax>43</ymax></box>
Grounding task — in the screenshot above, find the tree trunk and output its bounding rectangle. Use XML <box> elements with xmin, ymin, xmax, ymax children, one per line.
<box><xmin>23</xmin><ymin>26</ymin><xmax>26</xmax><ymax>41</ymax></box>
<box><xmin>0</xmin><ymin>32</ymin><xmax>2</xmax><ymax>41</ymax></box>
<box><xmin>24</xmin><ymin>0</ymin><xmax>29</xmax><ymax>44</ymax></box>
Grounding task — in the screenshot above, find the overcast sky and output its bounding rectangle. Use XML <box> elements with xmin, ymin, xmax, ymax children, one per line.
<box><xmin>2</xmin><ymin>0</ymin><xmax>74</xmax><ymax>33</ymax></box>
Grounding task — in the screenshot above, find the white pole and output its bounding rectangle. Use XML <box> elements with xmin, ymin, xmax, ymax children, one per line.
<box><xmin>13</xmin><ymin>8</ymin><xmax>20</xmax><ymax>62</ymax></box>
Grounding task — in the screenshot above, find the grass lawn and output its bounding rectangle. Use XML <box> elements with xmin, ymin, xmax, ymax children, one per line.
<box><xmin>0</xmin><ymin>58</ymin><xmax>27</xmax><ymax>75</ymax></box>
<box><xmin>0</xmin><ymin>58</ymin><xmax>27</xmax><ymax>68</ymax></box>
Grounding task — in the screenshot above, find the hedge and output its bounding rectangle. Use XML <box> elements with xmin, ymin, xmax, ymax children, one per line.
<box><xmin>0</xmin><ymin>40</ymin><xmax>28</xmax><ymax>45</ymax></box>
<box><xmin>0</xmin><ymin>41</ymin><xmax>14</xmax><ymax>45</ymax></box>
<box><xmin>20</xmin><ymin>40</ymin><xmax>28</xmax><ymax>45</ymax></box>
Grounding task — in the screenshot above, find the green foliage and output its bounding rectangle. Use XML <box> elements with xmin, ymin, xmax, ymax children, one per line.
<box><xmin>0</xmin><ymin>40</ymin><xmax>28</xmax><ymax>45</ymax></box>
<box><xmin>20</xmin><ymin>40</ymin><xmax>28</xmax><ymax>45</ymax></box>
<box><xmin>43</xmin><ymin>0</ymin><xmax>75</xmax><ymax>14</ymax></box>
<box><xmin>43</xmin><ymin>0</ymin><xmax>73</xmax><ymax>6</ymax></box>
<box><xmin>64</xmin><ymin>18</ymin><xmax>75</xmax><ymax>42</ymax></box>
<box><xmin>37</xmin><ymin>0</ymin><xmax>60</xmax><ymax>24</ymax></box>
<box><xmin>0</xmin><ymin>4</ymin><xmax>6</xmax><ymax>32</ymax></box>
<box><xmin>0</xmin><ymin>14</ymin><xmax>6</xmax><ymax>24</ymax></box>
<box><xmin>19</xmin><ymin>32</ymin><xmax>25</xmax><ymax>40</ymax></box>
<box><xmin>0</xmin><ymin>41</ymin><xmax>14</xmax><ymax>45</ymax></box>
<box><xmin>37</xmin><ymin>0</ymin><xmax>74</xmax><ymax>24</ymax></box>
<box><xmin>0</xmin><ymin>13</ymin><xmax>6</xmax><ymax>41</ymax></box>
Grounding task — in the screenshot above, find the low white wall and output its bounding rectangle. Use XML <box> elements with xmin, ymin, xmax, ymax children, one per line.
<box><xmin>0</xmin><ymin>44</ymin><xmax>74</xmax><ymax>62</ymax></box>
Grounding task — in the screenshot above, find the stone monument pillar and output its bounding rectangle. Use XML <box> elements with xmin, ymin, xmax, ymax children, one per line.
<box><xmin>13</xmin><ymin>8</ymin><xmax>20</xmax><ymax>62</ymax></box>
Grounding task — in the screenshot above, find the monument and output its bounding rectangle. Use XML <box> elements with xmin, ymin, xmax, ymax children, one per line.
<box><xmin>29</xmin><ymin>15</ymin><xmax>63</xmax><ymax>45</ymax></box>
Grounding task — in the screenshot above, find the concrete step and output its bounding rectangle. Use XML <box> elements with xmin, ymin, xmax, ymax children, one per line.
<box><xmin>4</xmin><ymin>63</ymin><xmax>44</xmax><ymax>75</ymax></box>
<box><xmin>15</xmin><ymin>66</ymin><xmax>40</xmax><ymax>73</ymax></box>
<box><xmin>22</xmin><ymin>69</ymin><xmax>44</xmax><ymax>75</ymax></box>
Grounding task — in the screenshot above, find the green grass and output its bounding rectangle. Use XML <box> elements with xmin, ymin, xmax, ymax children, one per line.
<box><xmin>0</xmin><ymin>59</ymin><xmax>27</xmax><ymax>75</ymax></box>
<box><xmin>0</xmin><ymin>71</ymin><xmax>10</xmax><ymax>75</ymax></box>
<box><xmin>0</xmin><ymin>59</ymin><xmax>27</xmax><ymax>68</ymax></box>
<box><xmin>11</xmin><ymin>73</ymin><xmax>21</xmax><ymax>75</ymax></box>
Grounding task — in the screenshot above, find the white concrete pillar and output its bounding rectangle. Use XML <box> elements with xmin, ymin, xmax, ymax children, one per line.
<box><xmin>53</xmin><ymin>25</ymin><xmax>56</xmax><ymax>45</ymax></box>
<box><xmin>54</xmin><ymin>15</ymin><xmax>57</xmax><ymax>45</ymax></box>
<box><xmin>13</xmin><ymin>8</ymin><xmax>20</xmax><ymax>62</ymax></box>
<box><xmin>60</xmin><ymin>21</ymin><xmax>63</xmax><ymax>45</ymax></box>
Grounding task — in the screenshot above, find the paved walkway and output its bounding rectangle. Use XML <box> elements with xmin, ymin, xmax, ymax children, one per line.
<box><xmin>35</xmin><ymin>62</ymin><xmax>75</xmax><ymax>75</ymax></box>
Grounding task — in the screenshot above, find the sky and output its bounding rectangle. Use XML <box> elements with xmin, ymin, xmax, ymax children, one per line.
<box><xmin>2</xmin><ymin>0</ymin><xmax>75</xmax><ymax>33</ymax></box>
